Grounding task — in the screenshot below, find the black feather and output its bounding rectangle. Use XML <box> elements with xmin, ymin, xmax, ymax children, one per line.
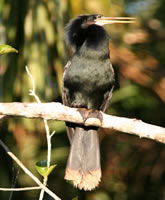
<box><xmin>62</xmin><ymin>14</ymin><xmax>115</xmax><ymax>191</ymax></box>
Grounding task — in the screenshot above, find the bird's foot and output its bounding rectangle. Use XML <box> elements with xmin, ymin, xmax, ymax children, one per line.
<box><xmin>77</xmin><ymin>108</ymin><xmax>103</xmax><ymax>125</ymax></box>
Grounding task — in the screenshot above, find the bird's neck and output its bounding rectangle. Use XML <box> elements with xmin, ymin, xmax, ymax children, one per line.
<box><xmin>78</xmin><ymin>25</ymin><xmax>110</xmax><ymax>59</ymax></box>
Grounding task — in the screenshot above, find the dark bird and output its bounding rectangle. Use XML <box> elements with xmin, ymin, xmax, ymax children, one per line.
<box><xmin>62</xmin><ymin>14</ymin><xmax>135</xmax><ymax>190</ymax></box>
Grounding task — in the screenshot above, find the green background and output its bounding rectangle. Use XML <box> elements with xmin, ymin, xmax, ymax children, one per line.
<box><xmin>0</xmin><ymin>0</ymin><xmax>165</xmax><ymax>199</ymax></box>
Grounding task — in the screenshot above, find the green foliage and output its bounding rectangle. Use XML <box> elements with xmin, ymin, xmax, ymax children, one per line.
<box><xmin>0</xmin><ymin>44</ymin><xmax>18</xmax><ymax>55</ymax></box>
<box><xmin>35</xmin><ymin>160</ymin><xmax>57</xmax><ymax>177</ymax></box>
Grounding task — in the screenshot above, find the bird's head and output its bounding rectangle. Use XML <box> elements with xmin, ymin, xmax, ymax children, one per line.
<box><xmin>65</xmin><ymin>14</ymin><xmax>135</xmax><ymax>51</ymax></box>
<box><xmin>81</xmin><ymin>14</ymin><xmax>135</xmax><ymax>27</ymax></box>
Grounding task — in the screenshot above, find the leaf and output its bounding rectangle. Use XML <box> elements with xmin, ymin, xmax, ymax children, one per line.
<box><xmin>46</xmin><ymin>164</ymin><xmax>57</xmax><ymax>177</ymax></box>
<box><xmin>0</xmin><ymin>44</ymin><xmax>18</xmax><ymax>55</ymax></box>
<box><xmin>35</xmin><ymin>160</ymin><xmax>57</xmax><ymax>177</ymax></box>
<box><xmin>35</xmin><ymin>160</ymin><xmax>48</xmax><ymax>177</ymax></box>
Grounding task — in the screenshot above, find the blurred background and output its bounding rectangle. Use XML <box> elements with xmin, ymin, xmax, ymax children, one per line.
<box><xmin>0</xmin><ymin>0</ymin><xmax>165</xmax><ymax>199</ymax></box>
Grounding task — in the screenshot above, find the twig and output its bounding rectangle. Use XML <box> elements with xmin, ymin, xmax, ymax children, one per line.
<box><xmin>50</xmin><ymin>131</ymin><xmax>56</xmax><ymax>138</ymax></box>
<box><xmin>0</xmin><ymin>102</ymin><xmax>165</xmax><ymax>143</ymax></box>
<box><xmin>0</xmin><ymin>186</ymin><xmax>41</xmax><ymax>191</ymax></box>
<box><xmin>25</xmin><ymin>66</ymin><xmax>55</xmax><ymax>200</ymax></box>
<box><xmin>0</xmin><ymin>139</ymin><xmax>61</xmax><ymax>200</ymax></box>
<box><xmin>25</xmin><ymin>66</ymin><xmax>41</xmax><ymax>103</ymax></box>
<box><xmin>9</xmin><ymin>167</ymin><xmax>20</xmax><ymax>200</ymax></box>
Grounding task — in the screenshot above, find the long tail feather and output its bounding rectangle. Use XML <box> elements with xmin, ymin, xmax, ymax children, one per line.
<box><xmin>65</xmin><ymin>127</ymin><xmax>101</xmax><ymax>190</ymax></box>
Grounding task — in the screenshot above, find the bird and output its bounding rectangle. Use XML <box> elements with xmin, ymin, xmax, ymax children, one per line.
<box><xmin>62</xmin><ymin>14</ymin><xmax>135</xmax><ymax>191</ymax></box>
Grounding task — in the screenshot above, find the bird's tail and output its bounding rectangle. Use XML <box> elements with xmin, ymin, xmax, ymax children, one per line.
<box><xmin>65</xmin><ymin>126</ymin><xmax>101</xmax><ymax>191</ymax></box>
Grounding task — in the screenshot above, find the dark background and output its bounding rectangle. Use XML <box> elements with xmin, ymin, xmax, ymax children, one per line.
<box><xmin>0</xmin><ymin>0</ymin><xmax>165</xmax><ymax>199</ymax></box>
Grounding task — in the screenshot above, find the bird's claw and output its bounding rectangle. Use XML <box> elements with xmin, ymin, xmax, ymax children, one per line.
<box><xmin>77</xmin><ymin>108</ymin><xmax>103</xmax><ymax>125</ymax></box>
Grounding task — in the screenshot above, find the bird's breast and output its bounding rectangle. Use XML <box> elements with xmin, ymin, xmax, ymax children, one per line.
<box><xmin>64</xmin><ymin>55</ymin><xmax>113</xmax><ymax>92</ymax></box>
<box><xmin>63</xmin><ymin>55</ymin><xmax>114</xmax><ymax>109</ymax></box>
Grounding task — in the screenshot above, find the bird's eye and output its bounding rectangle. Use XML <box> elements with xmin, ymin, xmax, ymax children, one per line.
<box><xmin>88</xmin><ymin>16</ymin><xmax>95</xmax><ymax>21</ymax></box>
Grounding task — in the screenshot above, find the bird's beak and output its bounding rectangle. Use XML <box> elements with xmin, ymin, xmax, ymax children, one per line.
<box><xmin>94</xmin><ymin>16</ymin><xmax>136</xmax><ymax>26</ymax></box>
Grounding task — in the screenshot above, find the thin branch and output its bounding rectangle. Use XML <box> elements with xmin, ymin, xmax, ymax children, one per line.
<box><xmin>0</xmin><ymin>102</ymin><xmax>165</xmax><ymax>143</ymax></box>
<box><xmin>25</xmin><ymin>66</ymin><xmax>41</xmax><ymax>103</ymax></box>
<box><xmin>9</xmin><ymin>167</ymin><xmax>21</xmax><ymax>200</ymax></box>
<box><xmin>0</xmin><ymin>186</ymin><xmax>41</xmax><ymax>191</ymax></box>
<box><xmin>26</xmin><ymin>66</ymin><xmax>55</xmax><ymax>200</ymax></box>
<box><xmin>0</xmin><ymin>139</ymin><xmax>61</xmax><ymax>200</ymax></box>
<box><xmin>50</xmin><ymin>131</ymin><xmax>56</xmax><ymax>138</ymax></box>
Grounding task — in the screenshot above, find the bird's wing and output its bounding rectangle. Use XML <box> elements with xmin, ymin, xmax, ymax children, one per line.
<box><xmin>101</xmin><ymin>85</ymin><xmax>114</xmax><ymax>113</ymax></box>
<box><xmin>101</xmin><ymin>62</ymin><xmax>115</xmax><ymax>113</ymax></box>
<box><xmin>62</xmin><ymin>60</ymin><xmax>71</xmax><ymax>107</ymax></box>
<box><xmin>62</xmin><ymin>61</ymin><xmax>75</xmax><ymax>143</ymax></box>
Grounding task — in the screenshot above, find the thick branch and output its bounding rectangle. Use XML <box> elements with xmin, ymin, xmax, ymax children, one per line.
<box><xmin>0</xmin><ymin>102</ymin><xmax>165</xmax><ymax>143</ymax></box>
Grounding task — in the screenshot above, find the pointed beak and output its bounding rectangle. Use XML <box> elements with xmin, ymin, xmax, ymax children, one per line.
<box><xmin>94</xmin><ymin>16</ymin><xmax>136</xmax><ymax>26</ymax></box>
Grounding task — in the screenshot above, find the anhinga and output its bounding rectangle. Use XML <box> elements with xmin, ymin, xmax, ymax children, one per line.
<box><xmin>62</xmin><ymin>14</ymin><xmax>135</xmax><ymax>191</ymax></box>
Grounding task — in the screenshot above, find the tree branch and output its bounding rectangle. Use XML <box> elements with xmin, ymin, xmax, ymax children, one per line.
<box><xmin>25</xmin><ymin>66</ymin><xmax>55</xmax><ymax>200</ymax></box>
<box><xmin>0</xmin><ymin>102</ymin><xmax>165</xmax><ymax>143</ymax></box>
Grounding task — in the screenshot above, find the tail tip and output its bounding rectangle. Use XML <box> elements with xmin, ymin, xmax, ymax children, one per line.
<box><xmin>65</xmin><ymin>167</ymin><xmax>102</xmax><ymax>191</ymax></box>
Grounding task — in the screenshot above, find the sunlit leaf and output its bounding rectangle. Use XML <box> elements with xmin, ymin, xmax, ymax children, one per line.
<box><xmin>35</xmin><ymin>160</ymin><xmax>57</xmax><ymax>177</ymax></box>
<box><xmin>46</xmin><ymin>164</ymin><xmax>57</xmax><ymax>177</ymax></box>
<box><xmin>35</xmin><ymin>160</ymin><xmax>48</xmax><ymax>177</ymax></box>
<box><xmin>0</xmin><ymin>44</ymin><xmax>18</xmax><ymax>55</ymax></box>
